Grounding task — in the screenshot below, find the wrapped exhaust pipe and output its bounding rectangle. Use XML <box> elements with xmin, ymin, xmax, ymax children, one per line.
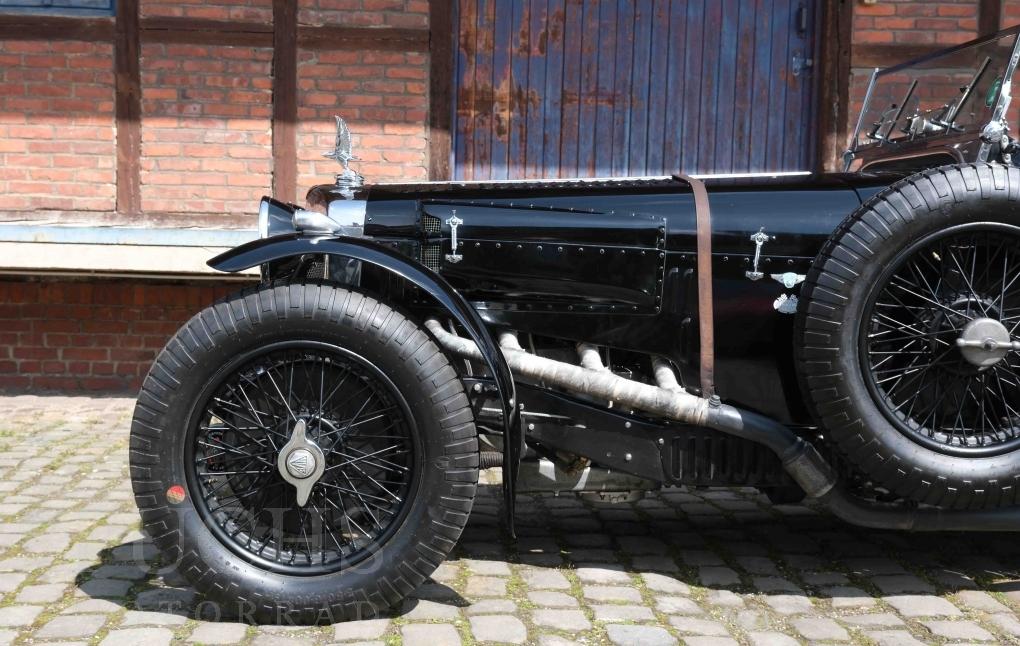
<box><xmin>652</xmin><ymin>358</ymin><xmax>684</xmax><ymax>394</ymax></box>
<box><xmin>576</xmin><ymin>343</ymin><xmax>609</xmax><ymax>372</ymax></box>
<box><xmin>424</xmin><ymin>319</ymin><xmax>711</xmax><ymax>426</ymax></box>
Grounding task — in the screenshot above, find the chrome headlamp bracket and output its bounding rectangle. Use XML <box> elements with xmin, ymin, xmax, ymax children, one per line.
<box><xmin>293</xmin><ymin>200</ymin><xmax>367</xmax><ymax>236</ymax></box>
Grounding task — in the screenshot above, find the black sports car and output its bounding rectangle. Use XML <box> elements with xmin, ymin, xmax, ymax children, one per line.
<box><xmin>130</xmin><ymin>27</ymin><xmax>1020</xmax><ymax>623</ymax></box>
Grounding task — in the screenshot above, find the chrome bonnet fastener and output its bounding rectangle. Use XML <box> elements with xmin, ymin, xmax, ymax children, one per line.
<box><xmin>745</xmin><ymin>227</ymin><xmax>774</xmax><ymax>281</ymax></box>
<box><xmin>277</xmin><ymin>419</ymin><xmax>326</xmax><ymax>507</ymax></box>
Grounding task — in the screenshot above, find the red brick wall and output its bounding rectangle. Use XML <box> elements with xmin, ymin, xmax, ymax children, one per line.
<box><xmin>297</xmin><ymin>0</ymin><xmax>429</xmax><ymax>28</ymax></box>
<box><xmin>854</xmin><ymin>0</ymin><xmax>979</xmax><ymax>46</ymax></box>
<box><xmin>0</xmin><ymin>0</ymin><xmax>429</xmax><ymax>223</ymax></box>
<box><xmin>296</xmin><ymin>48</ymin><xmax>429</xmax><ymax>195</ymax></box>
<box><xmin>140</xmin><ymin>0</ymin><xmax>273</xmax><ymax>22</ymax></box>
<box><xmin>0</xmin><ymin>279</ymin><xmax>248</xmax><ymax>393</ymax></box>
<box><xmin>139</xmin><ymin>42</ymin><xmax>274</xmax><ymax>214</ymax></box>
<box><xmin>295</xmin><ymin>0</ymin><xmax>430</xmax><ymax>198</ymax></box>
<box><xmin>0</xmin><ymin>40</ymin><xmax>115</xmax><ymax>214</ymax></box>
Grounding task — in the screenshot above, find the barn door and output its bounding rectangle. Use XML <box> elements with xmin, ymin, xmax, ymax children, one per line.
<box><xmin>451</xmin><ymin>0</ymin><xmax>819</xmax><ymax>180</ymax></box>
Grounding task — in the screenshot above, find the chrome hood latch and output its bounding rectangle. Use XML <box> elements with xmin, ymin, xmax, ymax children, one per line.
<box><xmin>746</xmin><ymin>227</ymin><xmax>774</xmax><ymax>281</ymax></box>
<box><xmin>445</xmin><ymin>210</ymin><xmax>463</xmax><ymax>264</ymax></box>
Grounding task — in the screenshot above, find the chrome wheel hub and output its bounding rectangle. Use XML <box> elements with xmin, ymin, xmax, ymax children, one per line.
<box><xmin>277</xmin><ymin>419</ymin><xmax>326</xmax><ymax>506</ymax></box>
<box><xmin>956</xmin><ymin>317</ymin><xmax>1020</xmax><ymax>368</ymax></box>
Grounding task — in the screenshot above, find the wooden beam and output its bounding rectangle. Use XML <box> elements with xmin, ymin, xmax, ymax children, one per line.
<box><xmin>0</xmin><ymin>15</ymin><xmax>113</xmax><ymax>40</ymax></box>
<box><xmin>428</xmin><ymin>0</ymin><xmax>454</xmax><ymax>180</ymax></box>
<box><xmin>272</xmin><ymin>0</ymin><xmax>298</xmax><ymax>204</ymax></box>
<box><xmin>115</xmin><ymin>0</ymin><xmax>141</xmax><ymax>216</ymax></box>
<box><xmin>816</xmin><ymin>0</ymin><xmax>853</xmax><ymax>172</ymax></box>
<box><xmin>298</xmin><ymin>25</ymin><xmax>429</xmax><ymax>51</ymax></box>
<box><xmin>141</xmin><ymin>17</ymin><xmax>273</xmax><ymax>46</ymax></box>
<box><xmin>979</xmin><ymin>0</ymin><xmax>1003</xmax><ymax>36</ymax></box>
<box><xmin>0</xmin><ymin>13</ymin><xmax>427</xmax><ymax>51</ymax></box>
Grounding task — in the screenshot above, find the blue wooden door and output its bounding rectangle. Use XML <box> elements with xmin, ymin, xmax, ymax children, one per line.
<box><xmin>451</xmin><ymin>0</ymin><xmax>819</xmax><ymax>180</ymax></box>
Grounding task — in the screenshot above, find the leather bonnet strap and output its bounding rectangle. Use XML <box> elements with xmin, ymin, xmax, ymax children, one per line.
<box><xmin>674</xmin><ymin>173</ymin><xmax>716</xmax><ymax>399</ymax></box>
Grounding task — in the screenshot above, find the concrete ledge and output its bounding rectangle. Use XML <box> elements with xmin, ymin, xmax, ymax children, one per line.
<box><xmin>0</xmin><ymin>225</ymin><xmax>259</xmax><ymax>279</ymax></box>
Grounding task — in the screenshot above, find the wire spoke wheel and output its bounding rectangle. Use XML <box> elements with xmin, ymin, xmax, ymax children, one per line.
<box><xmin>861</xmin><ymin>225</ymin><xmax>1020</xmax><ymax>457</ymax></box>
<box><xmin>186</xmin><ymin>341</ymin><xmax>419</xmax><ymax>575</ymax></box>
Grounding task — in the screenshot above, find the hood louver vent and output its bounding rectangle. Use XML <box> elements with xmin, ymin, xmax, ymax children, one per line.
<box><xmin>423</xmin><ymin>214</ymin><xmax>442</xmax><ymax>234</ymax></box>
<box><xmin>421</xmin><ymin>215</ymin><xmax>443</xmax><ymax>271</ymax></box>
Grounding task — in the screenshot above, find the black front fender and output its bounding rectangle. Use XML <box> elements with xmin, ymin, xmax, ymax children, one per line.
<box><xmin>208</xmin><ymin>234</ymin><xmax>523</xmax><ymax>534</ymax></box>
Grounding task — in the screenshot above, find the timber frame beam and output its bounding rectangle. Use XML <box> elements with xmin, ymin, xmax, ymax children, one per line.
<box><xmin>115</xmin><ymin>0</ymin><xmax>141</xmax><ymax>216</ymax></box>
<box><xmin>816</xmin><ymin>0</ymin><xmax>853</xmax><ymax>172</ymax></box>
<box><xmin>428</xmin><ymin>0</ymin><xmax>454</xmax><ymax>180</ymax></box>
<box><xmin>272</xmin><ymin>1</ymin><xmax>298</xmax><ymax>204</ymax></box>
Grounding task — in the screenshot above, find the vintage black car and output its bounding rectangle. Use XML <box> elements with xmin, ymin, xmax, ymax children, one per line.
<box><xmin>131</xmin><ymin>28</ymin><xmax>1020</xmax><ymax>622</ymax></box>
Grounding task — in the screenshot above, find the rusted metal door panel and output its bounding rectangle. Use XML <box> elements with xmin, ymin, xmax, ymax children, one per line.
<box><xmin>452</xmin><ymin>0</ymin><xmax>819</xmax><ymax>179</ymax></box>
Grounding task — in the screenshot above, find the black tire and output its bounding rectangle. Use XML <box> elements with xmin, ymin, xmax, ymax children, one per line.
<box><xmin>129</xmin><ymin>282</ymin><xmax>478</xmax><ymax>623</ymax></box>
<box><xmin>797</xmin><ymin>163</ymin><xmax>1020</xmax><ymax>510</ymax></box>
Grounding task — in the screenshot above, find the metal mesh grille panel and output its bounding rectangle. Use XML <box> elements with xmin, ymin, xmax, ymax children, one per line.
<box><xmin>423</xmin><ymin>215</ymin><xmax>441</xmax><ymax>234</ymax></box>
<box><xmin>422</xmin><ymin>244</ymin><xmax>441</xmax><ymax>272</ymax></box>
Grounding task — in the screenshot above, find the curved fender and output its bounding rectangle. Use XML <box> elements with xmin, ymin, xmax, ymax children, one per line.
<box><xmin>208</xmin><ymin>234</ymin><xmax>523</xmax><ymax>534</ymax></box>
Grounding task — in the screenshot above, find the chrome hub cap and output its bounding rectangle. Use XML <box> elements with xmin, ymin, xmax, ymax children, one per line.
<box><xmin>277</xmin><ymin>419</ymin><xmax>326</xmax><ymax>506</ymax></box>
<box><xmin>285</xmin><ymin>449</ymin><xmax>316</xmax><ymax>479</ymax></box>
<box><xmin>861</xmin><ymin>226</ymin><xmax>1020</xmax><ymax>455</ymax></box>
<box><xmin>956</xmin><ymin>317</ymin><xmax>1019</xmax><ymax>368</ymax></box>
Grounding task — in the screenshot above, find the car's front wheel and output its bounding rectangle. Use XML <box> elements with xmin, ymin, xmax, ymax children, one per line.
<box><xmin>129</xmin><ymin>283</ymin><xmax>478</xmax><ymax>623</ymax></box>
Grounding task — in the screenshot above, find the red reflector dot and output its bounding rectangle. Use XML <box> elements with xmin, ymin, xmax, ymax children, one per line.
<box><xmin>166</xmin><ymin>485</ymin><xmax>186</xmax><ymax>504</ymax></box>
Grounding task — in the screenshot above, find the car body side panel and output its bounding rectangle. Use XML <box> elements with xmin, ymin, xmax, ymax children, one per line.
<box><xmin>329</xmin><ymin>173</ymin><xmax>901</xmax><ymax>423</ymax></box>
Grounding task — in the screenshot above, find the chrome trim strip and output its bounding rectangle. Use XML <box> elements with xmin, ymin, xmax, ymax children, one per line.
<box><xmin>374</xmin><ymin>171</ymin><xmax>812</xmax><ymax>187</ymax></box>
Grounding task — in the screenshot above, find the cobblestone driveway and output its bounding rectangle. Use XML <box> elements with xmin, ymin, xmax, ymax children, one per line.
<box><xmin>2</xmin><ymin>396</ymin><xmax>1020</xmax><ymax>645</ymax></box>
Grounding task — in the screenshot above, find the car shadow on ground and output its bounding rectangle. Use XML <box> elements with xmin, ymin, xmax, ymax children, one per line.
<box><xmin>74</xmin><ymin>482</ymin><xmax>1020</xmax><ymax>626</ymax></box>
<box><xmin>73</xmin><ymin>540</ymin><xmax>470</xmax><ymax>624</ymax></box>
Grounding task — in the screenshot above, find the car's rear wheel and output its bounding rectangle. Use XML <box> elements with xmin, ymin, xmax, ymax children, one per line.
<box><xmin>130</xmin><ymin>283</ymin><xmax>478</xmax><ymax>623</ymax></box>
<box><xmin>797</xmin><ymin>163</ymin><xmax>1020</xmax><ymax>509</ymax></box>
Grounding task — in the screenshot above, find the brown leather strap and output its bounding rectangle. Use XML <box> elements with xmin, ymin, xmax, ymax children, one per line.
<box><xmin>674</xmin><ymin>173</ymin><xmax>716</xmax><ymax>399</ymax></box>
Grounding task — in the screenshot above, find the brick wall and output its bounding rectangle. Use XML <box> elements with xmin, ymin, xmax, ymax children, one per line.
<box><xmin>139</xmin><ymin>42</ymin><xmax>274</xmax><ymax>215</ymax></box>
<box><xmin>0</xmin><ymin>0</ymin><xmax>430</xmax><ymax>223</ymax></box>
<box><xmin>854</xmin><ymin>0</ymin><xmax>979</xmax><ymax>45</ymax></box>
<box><xmin>297</xmin><ymin>0</ymin><xmax>429</xmax><ymax>28</ymax></box>
<box><xmin>0</xmin><ymin>39</ymin><xmax>115</xmax><ymax>215</ymax></box>
<box><xmin>140</xmin><ymin>0</ymin><xmax>273</xmax><ymax>22</ymax></box>
<box><xmin>0</xmin><ymin>279</ymin><xmax>248</xmax><ymax>393</ymax></box>
<box><xmin>296</xmin><ymin>48</ymin><xmax>429</xmax><ymax>194</ymax></box>
<box><xmin>137</xmin><ymin>0</ymin><xmax>274</xmax><ymax>216</ymax></box>
<box><xmin>295</xmin><ymin>0</ymin><xmax>429</xmax><ymax>198</ymax></box>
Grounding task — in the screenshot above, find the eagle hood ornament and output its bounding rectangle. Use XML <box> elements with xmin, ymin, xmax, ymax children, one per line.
<box><xmin>323</xmin><ymin>115</ymin><xmax>364</xmax><ymax>199</ymax></box>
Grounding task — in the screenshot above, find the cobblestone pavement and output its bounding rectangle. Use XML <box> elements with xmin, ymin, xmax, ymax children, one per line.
<box><xmin>2</xmin><ymin>396</ymin><xmax>1020</xmax><ymax>646</ymax></box>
